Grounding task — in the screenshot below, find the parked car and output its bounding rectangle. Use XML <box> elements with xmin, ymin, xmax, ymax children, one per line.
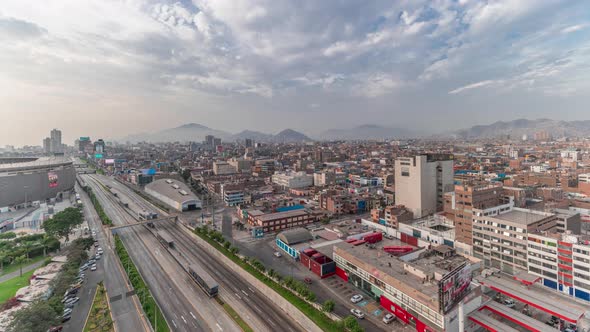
<box><xmin>95</xmin><ymin>253</ymin><xmax>101</xmax><ymax>260</ymax></box>
<box><xmin>503</xmin><ymin>299</ymin><xmax>515</xmax><ymax>308</ymax></box>
<box><xmin>383</xmin><ymin>313</ymin><xmax>396</xmax><ymax>324</ymax></box>
<box><xmin>273</xmin><ymin>251</ymin><xmax>282</xmax><ymax>258</ymax></box>
<box><xmin>48</xmin><ymin>326</ymin><xmax>63</xmax><ymax>332</ymax></box>
<box><xmin>91</xmin><ymin>265</ymin><xmax>97</xmax><ymax>271</ymax></box>
<box><xmin>350</xmin><ymin>309</ymin><xmax>365</xmax><ymax>319</ymax></box>
<box><xmin>350</xmin><ymin>294</ymin><xmax>364</xmax><ymax>303</ymax></box>
<box><xmin>383</xmin><ymin>233</ymin><xmax>395</xmax><ymax>240</ymax></box>
<box><xmin>304</xmin><ymin>277</ymin><xmax>312</xmax><ymax>285</ymax></box>
<box><xmin>61</xmin><ymin>314</ymin><xmax>71</xmax><ymax>323</ymax></box>
<box><xmin>66</xmin><ymin>297</ymin><xmax>79</xmax><ymax>304</ymax></box>
<box><xmin>63</xmin><ymin>308</ymin><xmax>72</xmax><ymax>316</ymax></box>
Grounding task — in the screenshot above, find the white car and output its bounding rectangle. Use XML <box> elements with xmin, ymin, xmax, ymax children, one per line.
<box><xmin>350</xmin><ymin>309</ymin><xmax>365</xmax><ymax>319</ymax></box>
<box><xmin>383</xmin><ymin>313</ymin><xmax>396</xmax><ymax>324</ymax></box>
<box><xmin>273</xmin><ymin>251</ymin><xmax>282</xmax><ymax>258</ymax></box>
<box><xmin>503</xmin><ymin>299</ymin><xmax>515</xmax><ymax>308</ymax></box>
<box><xmin>350</xmin><ymin>294</ymin><xmax>364</xmax><ymax>304</ymax></box>
<box><xmin>90</xmin><ymin>264</ymin><xmax>97</xmax><ymax>271</ymax></box>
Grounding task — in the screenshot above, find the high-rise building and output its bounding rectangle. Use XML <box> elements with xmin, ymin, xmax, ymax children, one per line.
<box><xmin>245</xmin><ymin>138</ymin><xmax>253</xmax><ymax>148</ymax></box>
<box><xmin>94</xmin><ymin>139</ymin><xmax>105</xmax><ymax>154</ymax></box>
<box><xmin>78</xmin><ymin>137</ymin><xmax>91</xmax><ymax>152</ymax></box>
<box><xmin>43</xmin><ymin>137</ymin><xmax>51</xmax><ymax>154</ymax></box>
<box><xmin>50</xmin><ymin>129</ymin><xmax>62</xmax><ymax>153</ymax></box>
<box><xmin>444</xmin><ymin>182</ymin><xmax>504</xmax><ymax>245</ymax></box>
<box><xmin>394</xmin><ymin>154</ymin><xmax>454</xmax><ymax>218</ymax></box>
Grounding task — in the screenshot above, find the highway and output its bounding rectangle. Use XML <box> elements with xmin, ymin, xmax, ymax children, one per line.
<box><xmin>82</xmin><ymin>174</ymin><xmax>238</xmax><ymax>332</ymax></box>
<box><xmin>99</xmin><ymin>174</ymin><xmax>307</xmax><ymax>332</ymax></box>
<box><xmin>68</xmin><ymin>182</ymin><xmax>149</xmax><ymax>332</ymax></box>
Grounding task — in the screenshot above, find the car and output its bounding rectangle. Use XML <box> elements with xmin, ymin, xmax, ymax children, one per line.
<box><xmin>273</xmin><ymin>251</ymin><xmax>282</xmax><ymax>258</ymax></box>
<box><xmin>350</xmin><ymin>309</ymin><xmax>365</xmax><ymax>319</ymax></box>
<box><xmin>61</xmin><ymin>314</ymin><xmax>71</xmax><ymax>323</ymax></box>
<box><xmin>63</xmin><ymin>308</ymin><xmax>72</xmax><ymax>315</ymax></box>
<box><xmin>48</xmin><ymin>326</ymin><xmax>63</xmax><ymax>332</ymax></box>
<box><xmin>95</xmin><ymin>254</ymin><xmax>101</xmax><ymax>260</ymax></box>
<box><xmin>66</xmin><ymin>297</ymin><xmax>79</xmax><ymax>304</ymax></box>
<box><xmin>503</xmin><ymin>299</ymin><xmax>515</xmax><ymax>308</ymax></box>
<box><xmin>383</xmin><ymin>233</ymin><xmax>395</xmax><ymax>240</ymax></box>
<box><xmin>304</xmin><ymin>277</ymin><xmax>312</xmax><ymax>285</ymax></box>
<box><xmin>350</xmin><ymin>294</ymin><xmax>364</xmax><ymax>303</ymax></box>
<box><xmin>94</xmin><ymin>242</ymin><xmax>99</xmax><ymax>247</ymax></box>
<box><xmin>564</xmin><ymin>328</ymin><xmax>575</xmax><ymax>332</ymax></box>
<box><xmin>91</xmin><ymin>265</ymin><xmax>97</xmax><ymax>271</ymax></box>
<box><xmin>64</xmin><ymin>302</ymin><xmax>75</xmax><ymax>309</ymax></box>
<box><xmin>383</xmin><ymin>313</ymin><xmax>396</xmax><ymax>324</ymax></box>
<box><xmin>79</xmin><ymin>265</ymin><xmax>88</xmax><ymax>272</ymax></box>
<box><xmin>88</xmin><ymin>259</ymin><xmax>96</xmax><ymax>264</ymax></box>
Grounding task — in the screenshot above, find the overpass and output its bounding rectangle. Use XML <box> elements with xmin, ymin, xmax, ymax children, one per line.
<box><xmin>110</xmin><ymin>216</ymin><xmax>178</xmax><ymax>231</ymax></box>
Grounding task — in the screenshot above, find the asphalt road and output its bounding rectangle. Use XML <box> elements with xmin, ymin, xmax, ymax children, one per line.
<box><xmin>159</xmin><ymin>220</ymin><xmax>305</xmax><ymax>332</ymax></box>
<box><xmin>103</xmin><ymin>174</ymin><xmax>308</xmax><ymax>332</ymax></box>
<box><xmin>83</xmin><ymin>174</ymin><xmax>238</xmax><ymax>332</ymax></box>
<box><xmin>65</xmin><ymin>181</ymin><xmax>149</xmax><ymax>332</ymax></box>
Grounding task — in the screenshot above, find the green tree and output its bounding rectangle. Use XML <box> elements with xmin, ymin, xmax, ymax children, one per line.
<box><xmin>322</xmin><ymin>300</ymin><xmax>335</xmax><ymax>313</ymax></box>
<box><xmin>0</xmin><ymin>250</ymin><xmax>7</xmax><ymax>272</ymax></box>
<box><xmin>22</xmin><ymin>241</ymin><xmax>34</xmax><ymax>259</ymax></box>
<box><xmin>343</xmin><ymin>316</ymin><xmax>358</xmax><ymax>330</ymax></box>
<box><xmin>14</xmin><ymin>255</ymin><xmax>28</xmax><ymax>277</ymax></box>
<box><xmin>42</xmin><ymin>207</ymin><xmax>83</xmax><ymax>241</ymax></box>
<box><xmin>8</xmin><ymin>300</ymin><xmax>60</xmax><ymax>332</ymax></box>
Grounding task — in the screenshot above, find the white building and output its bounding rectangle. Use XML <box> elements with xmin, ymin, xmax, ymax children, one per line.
<box><xmin>394</xmin><ymin>154</ymin><xmax>454</xmax><ymax>218</ymax></box>
<box><xmin>272</xmin><ymin>171</ymin><xmax>313</xmax><ymax>189</ymax></box>
<box><xmin>213</xmin><ymin>161</ymin><xmax>236</xmax><ymax>175</ymax></box>
<box><xmin>579</xmin><ymin>173</ymin><xmax>590</xmax><ymax>184</ymax></box>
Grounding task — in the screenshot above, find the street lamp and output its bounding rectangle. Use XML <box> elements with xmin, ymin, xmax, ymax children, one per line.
<box><xmin>23</xmin><ymin>186</ymin><xmax>29</xmax><ymax>208</ymax></box>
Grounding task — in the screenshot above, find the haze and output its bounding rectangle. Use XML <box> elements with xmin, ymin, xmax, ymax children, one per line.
<box><xmin>1</xmin><ymin>0</ymin><xmax>590</xmax><ymax>146</ymax></box>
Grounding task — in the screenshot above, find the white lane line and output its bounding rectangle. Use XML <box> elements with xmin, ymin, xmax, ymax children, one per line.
<box><xmin>216</xmin><ymin>323</ymin><xmax>223</xmax><ymax>331</ymax></box>
<box><xmin>234</xmin><ymin>292</ymin><xmax>242</xmax><ymax>300</ymax></box>
<box><xmin>252</xmin><ymin>305</ymin><xmax>263</xmax><ymax>314</ymax></box>
<box><xmin>248</xmin><ymin>287</ymin><xmax>255</xmax><ymax>293</ymax></box>
<box><xmin>172</xmin><ymin>320</ymin><xmax>177</xmax><ymax>328</ymax></box>
<box><xmin>241</xmin><ymin>290</ymin><xmax>248</xmax><ymax>296</ymax></box>
<box><xmin>181</xmin><ymin>315</ymin><xmax>187</xmax><ymax>324</ymax></box>
<box><xmin>268</xmin><ymin>320</ymin><xmax>276</xmax><ymax>327</ymax></box>
<box><xmin>190</xmin><ymin>312</ymin><xmax>197</xmax><ymax>320</ymax></box>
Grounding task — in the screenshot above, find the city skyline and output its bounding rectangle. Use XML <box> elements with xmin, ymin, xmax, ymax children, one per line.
<box><xmin>1</xmin><ymin>0</ymin><xmax>590</xmax><ymax>145</ymax></box>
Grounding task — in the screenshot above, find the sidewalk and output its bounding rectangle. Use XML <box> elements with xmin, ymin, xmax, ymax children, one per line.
<box><xmin>0</xmin><ymin>259</ymin><xmax>46</xmax><ymax>283</ymax></box>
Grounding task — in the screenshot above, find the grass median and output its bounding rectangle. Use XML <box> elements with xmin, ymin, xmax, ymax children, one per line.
<box><xmin>0</xmin><ymin>270</ymin><xmax>35</xmax><ymax>306</ymax></box>
<box><xmin>83</xmin><ymin>282</ymin><xmax>114</xmax><ymax>332</ymax></box>
<box><xmin>114</xmin><ymin>235</ymin><xmax>169</xmax><ymax>332</ymax></box>
<box><xmin>85</xmin><ymin>187</ymin><xmax>112</xmax><ymax>226</ymax></box>
<box><xmin>193</xmin><ymin>227</ymin><xmax>350</xmax><ymax>332</ymax></box>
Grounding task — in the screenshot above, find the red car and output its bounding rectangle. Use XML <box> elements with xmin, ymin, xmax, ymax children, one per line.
<box><xmin>48</xmin><ymin>326</ymin><xmax>63</xmax><ymax>332</ymax></box>
<box><xmin>304</xmin><ymin>277</ymin><xmax>312</xmax><ymax>285</ymax></box>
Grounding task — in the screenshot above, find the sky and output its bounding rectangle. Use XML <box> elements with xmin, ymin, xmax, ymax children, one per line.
<box><xmin>1</xmin><ymin>0</ymin><xmax>590</xmax><ymax>146</ymax></box>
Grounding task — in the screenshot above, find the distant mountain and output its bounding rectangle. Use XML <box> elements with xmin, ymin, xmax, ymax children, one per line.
<box><xmin>272</xmin><ymin>129</ymin><xmax>312</xmax><ymax>143</ymax></box>
<box><xmin>122</xmin><ymin>123</ymin><xmax>231</xmax><ymax>143</ymax></box>
<box><xmin>231</xmin><ymin>130</ymin><xmax>274</xmax><ymax>142</ymax></box>
<box><xmin>452</xmin><ymin>118</ymin><xmax>590</xmax><ymax>139</ymax></box>
<box><xmin>320</xmin><ymin>124</ymin><xmax>414</xmax><ymax>140</ymax></box>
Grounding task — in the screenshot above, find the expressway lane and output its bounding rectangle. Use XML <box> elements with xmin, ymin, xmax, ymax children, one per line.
<box><xmin>82</xmin><ymin>175</ymin><xmax>217</xmax><ymax>332</ymax></box>
<box><xmin>158</xmin><ymin>220</ymin><xmax>305</xmax><ymax>332</ymax></box>
<box><xmin>102</xmin><ymin>175</ymin><xmax>309</xmax><ymax>332</ymax></box>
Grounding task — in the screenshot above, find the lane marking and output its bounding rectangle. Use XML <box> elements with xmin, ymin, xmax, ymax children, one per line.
<box><xmin>234</xmin><ymin>293</ymin><xmax>242</xmax><ymax>300</ymax></box>
<box><xmin>216</xmin><ymin>323</ymin><xmax>223</xmax><ymax>331</ymax></box>
<box><xmin>181</xmin><ymin>315</ymin><xmax>187</xmax><ymax>324</ymax></box>
<box><xmin>190</xmin><ymin>312</ymin><xmax>197</xmax><ymax>320</ymax></box>
<box><xmin>241</xmin><ymin>290</ymin><xmax>248</xmax><ymax>297</ymax></box>
<box><xmin>172</xmin><ymin>320</ymin><xmax>177</xmax><ymax>328</ymax></box>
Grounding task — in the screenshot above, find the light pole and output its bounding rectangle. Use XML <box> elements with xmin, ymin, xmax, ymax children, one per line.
<box><xmin>23</xmin><ymin>186</ymin><xmax>29</xmax><ymax>208</ymax></box>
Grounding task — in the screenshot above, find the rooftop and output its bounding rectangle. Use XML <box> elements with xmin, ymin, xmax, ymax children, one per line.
<box><xmin>0</xmin><ymin>157</ymin><xmax>73</xmax><ymax>173</ymax></box>
<box><xmin>494</xmin><ymin>208</ymin><xmax>553</xmax><ymax>225</ymax></box>
<box><xmin>255</xmin><ymin>209</ymin><xmax>310</xmax><ymax>222</ymax></box>
<box><xmin>145</xmin><ymin>178</ymin><xmax>200</xmax><ymax>204</ymax></box>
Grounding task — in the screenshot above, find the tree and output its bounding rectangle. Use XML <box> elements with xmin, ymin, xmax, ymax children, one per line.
<box><xmin>8</xmin><ymin>300</ymin><xmax>60</xmax><ymax>332</ymax></box>
<box><xmin>343</xmin><ymin>316</ymin><xmax>359</xmax><ymax>330</ymax></box>
<box><xmin>322</xmin><ymin>300</ymin><xmax>335</xmax><ymax>313</ymax></box>
<box><xmin>0</xmin><ymin>250</ymin><xmax>7</xmax><ymax>272</ymax></box>
<box><xmin>22</xmin><ymin>241</ymin><xmax>34</xmax><ymax>259</ymax></box>
<box><xmin>14</xmin><ymin>255</ymin><xmax>27</xmax><ymax>277</ymax></box>
<box><xmin>42</xmin><ymin>207</ymin><xmax>83</xmax><ymax>242</ymax></box>
<box><xmin>182</xmin><ymin>169</ymin><xmax>192</xmax><ymax>182</ymax></box>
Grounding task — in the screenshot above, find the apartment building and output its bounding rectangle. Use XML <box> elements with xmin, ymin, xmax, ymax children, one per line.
<box><xmin>472</xmin><ymin>208</ymin><xmax>557</xmax><ymax>275</ymax></box>
<box><xmin>271</xmin><ymin>171</ymin><xmax>313</xmax><ymax>189</ymax></box>
<box><xmin>444</xmin><ymin>182</ymin><xmax>504</xmax><ymax>246</ymax></box>
<box><xmin>213</xmin><ymin>161</ymin><xmax>236</xmax><ymax>175</ymax></box>
<box><xmin>246</xmin><ymin>209</ymin><xmax>317</xmax><ymax>232</ymax></box>
<box><xmin>394</xmin><ymin>154</ymin><xmax>454</xmax><ymax>219</ymax></box>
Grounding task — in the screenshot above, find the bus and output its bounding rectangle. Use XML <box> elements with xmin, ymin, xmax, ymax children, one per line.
<box><xmin>188</xmin><ymin>264</ymin><xmax>219</xmax><ymax>297</ymax></box>
<box><xmin>156</xmin><ymin>230</ymin><xmax>174</xmax><ymax>249</ymax></box>
<box><xmin>138</xmin><ymin>210</ymin><xmax>158</xmax><ymax>220</ymax></box>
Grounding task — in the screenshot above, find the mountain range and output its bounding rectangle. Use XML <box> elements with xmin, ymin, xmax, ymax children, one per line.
<box><xmin>452</xmin><ymin>118</ymin><xmax>590</xmax><ymax>139</ymax></box>
<box><xmin>121</xmin><ymin>123</ymin><xmax>312</xmax><ymax>143</ymax></box>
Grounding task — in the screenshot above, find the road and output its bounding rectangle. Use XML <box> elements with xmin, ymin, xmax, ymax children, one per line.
<box><xmin>102</xmin><ymin>174</ymin><xmax>307</xmax><ymax>332</ymax></box>
<box><xmin>83</xmin><ymin>174</ymin><xmax>238</xmax><ymax>332</ymax></box>
<box><xmin>64</xmin><ymin>182</ymin><xmax>148</xmax><ymax>332</ymax></box>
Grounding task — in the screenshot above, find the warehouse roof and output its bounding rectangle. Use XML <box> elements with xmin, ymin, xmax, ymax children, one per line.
<box><xmin>145</xmin><ymin>179</ymin><xmax>200</xmax><ymax>205</ymax></box>
<box><xmin>277</xmin><ymin>228</ymin><xmax>313</xmax><ymax>245</ymax></box>
<box><xmin>494</xmin><ymin>208</ymin><xmax>552</xmax><ymax>225</ymax></box>
<box><xmin>0</xmin><ymin>157</ymin><xmax>73</xmax><ymax>173</ymax></box>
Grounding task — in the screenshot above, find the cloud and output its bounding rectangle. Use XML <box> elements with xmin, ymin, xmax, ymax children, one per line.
<box><xmin>561</xmin><ymin>24</ymin><xmax>587</xmax><ymax>34</ymax></box>
<box><xmin>449</xmin><ymin>80</ymin><xmax>498</xmax><ymax>94</ymax></box>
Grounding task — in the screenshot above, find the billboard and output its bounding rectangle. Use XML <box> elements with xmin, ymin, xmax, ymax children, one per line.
<box><xmin>105</xmin><ymin>159</ymin><xmax>115</xmax><ymax>165</ymax></box>
<box><xmin>95</xmin><ymin>153</ymin><xmax>103</xmax><ymax>159</ymax></box>
<box><xmin>80</xmin><ymin>136</ymin><xmax>90</xmax><ymax>141</ymax></box>
<box><xmin>48</xmin><ymin>172</ymin><xmax>59</xmax><ymax>188</ymax></box>
<box><xmin>141</xmin><ymin>168</ymin><xmax>156</xmax><ymax>175</ymax></box>
<box><xmin>438</xmin><ymin>262</ymin><xmax>472</xmax><ymax>313</ymax></box>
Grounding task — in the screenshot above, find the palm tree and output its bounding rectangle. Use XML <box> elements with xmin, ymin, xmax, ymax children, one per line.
<box><xmin>23</xmin><ymin>241</ymin><xmax>34</xmax><ymax>260</ymax></box>
<box><xmin>14</xmin><ymin>255</ymin><xmax>27</xmax><ymax>277</ymax></box>
<box><xmin>0</xmin><ymin>250</ymin><xmax>7</xmax><ymax>272</ymax></box>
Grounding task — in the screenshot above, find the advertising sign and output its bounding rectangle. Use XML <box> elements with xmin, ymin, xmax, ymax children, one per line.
<box><xmin>141</xmin><ymin>168</ymin><xmax>156</xmax><ymax>175</ymax></box>
<box><xmin>438</xmin><ymin>262</ymin><xmax>472</xmax><ymax>313</ymax></box>
<box><xmin>105</xmin><ymin>159</ymin><xmax>115</xmax><ymax>165</ymax></box>
<box><xmin>48</xmin><ymin>172</ymin><xmax>59</xmax><ymax>188</ymax></box>
<box><xmin>94</xmin><ymin>153</ymin><xmax>103</xmax><ymax>159</ymax></box>
<box><xmin>80</xmin><ymin>137</ymin><xmax>90</xmax><ymax>141</ymax></box>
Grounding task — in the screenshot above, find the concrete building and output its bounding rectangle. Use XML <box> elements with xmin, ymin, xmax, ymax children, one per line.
<box><xmin>227</xmin><ymin>158</ymin><xmax>252</xmax><ymax>173</ymax></box>
<box><xmin>472</xmin><ymin>208</ymin><xmax>558</xmax><ymax>275</ymax></box>
<box><xmin>246</xmin><ymin>209</ymin><xmax>317</xmax><ymax>233</ymax></box>
<box><xmin>444</xmin><ymin>182</ymin><xmax>504</xmax><ymax>246</ymax></box>
<box><xmin>213</xmin><ymin>161</ymin><xmax>236</xmax><ymax>175</ymax></box>
<box><xmin>0</xmin><ymin>157</ymin><xmax>76</xmax><ymax>209</ymax></box>
<box><xmin>313</xmin><ymin>171</ymin><xmax>345</xmax><ymax>187</ymax></box>
<box><xmin>271</xmin><ymin>171</ymin><xmax>313</xmax><ymax>189</ymax></box>
<box><xmin>223</xmin><ymin>190</ymin><xmax>245</xmax><ymax>206</ymax></box>
<box><xmin>144</xmin><ymin>179</ymin><xmax>201</xmax><ymax>211</ymax></box>
<box><xmin>43</xmin><ymin>137</ymin><xmax>51</xmax><ymax>155</ymax></box>
<box><xmin>50</xmin><ymin>129</ymin><xmax>62</xmax><ymax>154</ymax></box>
<box><xmin>94</xmin><ymin>139</ymin><xmax>105</xmax><ymax>154</ymax></box>
<box><xmin>332</xmin><ymin>242</ymin><xmax>481</xmax><ymax>332</ymax></box>
<box><xmin>553</xmin><ymin>208</ymin><xmax>581</xmax><ymax>234</ymax></box>
<box><xmin>395</xmin><ymin>154</ymin><xmax>454</xmax><ymax>219</ymax></box>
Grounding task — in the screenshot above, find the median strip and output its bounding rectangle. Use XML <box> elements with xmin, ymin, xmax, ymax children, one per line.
<box><xmin>114</xmin><ymin>235</ymin><xmax>169</xmax><ymax>332</ymax></box>
<box><xmin>83</xmin><ymin>282</ymin><xmax>114</xmax><ymax>332</ymax></box>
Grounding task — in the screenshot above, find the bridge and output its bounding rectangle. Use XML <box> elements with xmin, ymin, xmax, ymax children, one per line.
<box><xmin>110</xmin><ymin>216</ymin><xmax>178</xmax><ymax>231</ymax></box>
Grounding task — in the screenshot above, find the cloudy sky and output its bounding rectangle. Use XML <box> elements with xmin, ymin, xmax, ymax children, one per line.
<box><xmin>1</xmin><ymin>0</ymin><xmax>590</xmax><ymax>145</ymax></box>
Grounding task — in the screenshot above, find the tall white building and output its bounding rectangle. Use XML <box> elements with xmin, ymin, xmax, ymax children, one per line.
<box><xmin>394</xmin><ymin>154</ymin><xmax>454</xmax><ymax>218</ymax></box>
<box><xmin>272</xmin><ymin>171</ymin><xmax>313</xmax><ymax>189</ymax></box>
<box><xmin>50</xmin><ymin>129</ymin><xmax>62</xmax><ymax>153</ymax></box>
